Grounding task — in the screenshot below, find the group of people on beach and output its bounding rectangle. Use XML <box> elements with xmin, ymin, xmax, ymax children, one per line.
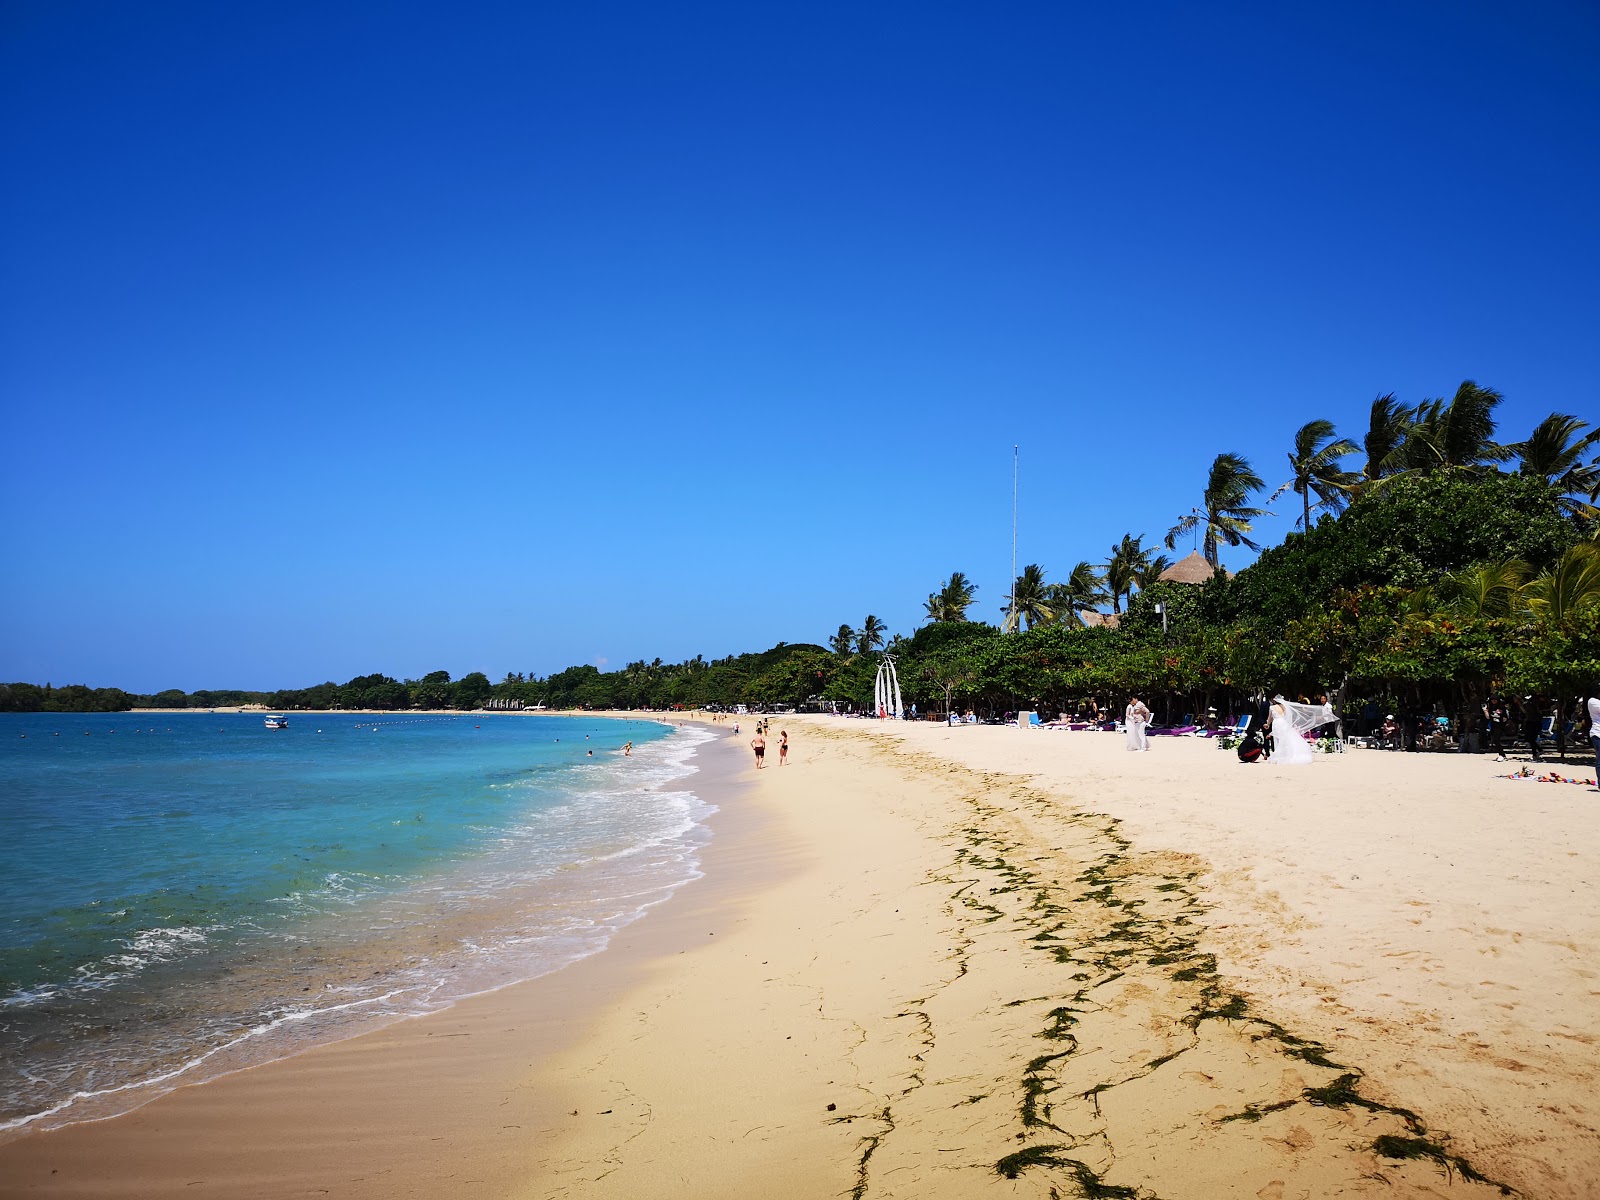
<box><xmin>1123</xmin><ymin>693</ymin><xmax>1334</xmax><ymax>765</ymax></box>
<box><xmin>1360</xmin><ymin>691</ymin><xmax>1596</xmax><ymax>761</ymax></box>
<box><xmin>749</xmin><ymin>718</ymin><xmax>787</xmax><ymax>769</ymax></box>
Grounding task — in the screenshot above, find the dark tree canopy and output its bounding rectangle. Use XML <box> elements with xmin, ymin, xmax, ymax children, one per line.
<box><xmin>1219</xmin><ymin>472</ymin><xmax>1584</xmax><ymax>629</ymax></box>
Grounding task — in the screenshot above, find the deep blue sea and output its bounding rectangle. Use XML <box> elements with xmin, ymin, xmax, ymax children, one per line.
<box><xmin>0</xmin><ymin>711</ymin><xmax>713</xmax><ymax>1135</ymax></box>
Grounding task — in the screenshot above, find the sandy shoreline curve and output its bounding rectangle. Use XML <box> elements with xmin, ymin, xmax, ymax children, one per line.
<box><xmin>1</xmin><ymin>714</ymin><xmax>1593</xmax><ymax>1198</ymax></box>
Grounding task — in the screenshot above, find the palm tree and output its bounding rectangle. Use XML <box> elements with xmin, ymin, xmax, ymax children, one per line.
<box><xmin>1359</xmin><ymin>392</ymin><xmax>1410</xmax><ymax>485</ymax></box>
<box><xmin>1522</xmin><ymin>544</ymin><xmax>1600</xmax><ymax>630</ymax></box>
<box><xmin>1134</xmin><ymin>553</ymin><xmax>1173</xmax><ymax>590</ymax></box>
<box><xmin>1394</xmin><ymin>380</ymin><xmax>1511</xmax><ymax>475</ymax></box>
<box><xmin>1103</xmin><ymin>557</ymin><xmax>1133</xmax><ymax>615</ymax></box>
<box><xmin>828</xmin><ymin>624</ymin><xmax>855</xmax><ymax>658</ymax></box>
<box><xmin>855</xmin><ymin>615</ymin><xmax>886</xmax><ymax>655</ymax></box>
<box><xmin>1164</xmin><ymin>453</ymin><xmax>1269</xmax><ymax>570</ymax></box>
<box><xmin>923</xmin><ymin>571</ymin><xmax>979</xmax><ymax>623</ymax></box>
<box><xmin>1002</xmin><ymin>564</ymin><xmax>1055</xmax><ymax>632</ymax></box>
<box><xmin>1434</xmin><ymin>560</ymin><xmax>1532</xmax><ymax>618</ymax></box>
<box><xmin>1102</xmin><ymin>534</ymin><xmax>1152</xmax><ymax>613</ymax></box>
<box><xmin>1049</xmin><ymin>560</ymin><xmax>1106</xmax><ymax>626</ymax></box>
<box><xmin>1511</xmin><ymin>413</ymin><xmax>1600</xmax><ymax>517</ymax></box>
<box><xmin>1271</xmin><ymin>419</ymin><xmax>1360</xmax><ymax>530</ymax></box>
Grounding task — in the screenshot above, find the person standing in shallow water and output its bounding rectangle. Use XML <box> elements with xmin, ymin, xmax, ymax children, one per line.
<box><xmin>750</xmin><ymin>730</ymin><xmax>766</xmax><ymax>769</ymax></box>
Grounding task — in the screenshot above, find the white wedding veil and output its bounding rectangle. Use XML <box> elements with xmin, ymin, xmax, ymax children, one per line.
<box><xmin>1272</xmin><ymin>695</ymin><xmax>1335</xmax><ymax>737</ymax></box>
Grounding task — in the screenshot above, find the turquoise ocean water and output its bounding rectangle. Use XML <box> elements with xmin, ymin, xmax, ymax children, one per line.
<box><xmin>0</xmin><ymin>711</ymin><xmax>714</xmax><ymax>1135</ymax></box>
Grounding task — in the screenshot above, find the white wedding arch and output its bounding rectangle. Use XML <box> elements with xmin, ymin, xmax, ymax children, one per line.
<box><xmin>873</xmin><ymin>654</ymin><xmax>903</xmax><ymax>720</ymax></box>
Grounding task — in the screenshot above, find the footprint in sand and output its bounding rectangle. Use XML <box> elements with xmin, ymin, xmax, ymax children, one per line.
<box><xmin>1266</xmin><ymin>1125</ymin><xmax>1315</xmax><ymax>1154</ymax></box>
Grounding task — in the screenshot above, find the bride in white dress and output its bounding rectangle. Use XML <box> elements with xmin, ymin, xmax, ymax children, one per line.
<box><xmin>1265</xmin><ymin>695</ymin><xmax>1334</xmax><ymax>764</ymax></box>
<box><xmin>1124</xmin><ymin>697</ymin><xmax>1151</xmax><ymax>752</ymax></box>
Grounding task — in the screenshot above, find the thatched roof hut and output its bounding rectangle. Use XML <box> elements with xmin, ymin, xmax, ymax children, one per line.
<box><xmin>1157</xmin><ymin>550</ymin><xmax>1229</xmax><ymax>585</ymax></box>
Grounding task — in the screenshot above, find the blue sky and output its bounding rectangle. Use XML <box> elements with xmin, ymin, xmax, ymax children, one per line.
<box><xmin>3</xmin><ymin>1</ymin><xmax>1597</xmax><ymax>692</ymax></box>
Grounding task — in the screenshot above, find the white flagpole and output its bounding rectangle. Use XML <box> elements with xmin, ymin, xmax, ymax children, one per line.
<box><xmin>1010</xmin><ymin>444</ymin><xmax>1018</xmax><ymax>632</ymax></box>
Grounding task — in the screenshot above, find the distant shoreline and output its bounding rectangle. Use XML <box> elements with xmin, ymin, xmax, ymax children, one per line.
<box><xmin>122</xmin><ymin>706</ymin><xmax>668</xmax><ymax>716</ymax></box>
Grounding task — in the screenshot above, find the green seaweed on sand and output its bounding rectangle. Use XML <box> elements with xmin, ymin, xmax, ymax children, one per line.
<box><xmin>849</xmin><ymin>1105</ymin><xmax>893</xmax><ymax>1200</ymax></box>
<box><xmin>1192</xmin><ymin>993</ymin><xmax>1248</xmax><ymax>1022</ymax></box>
<box><xmin>1217</xmin><ymin>1099</ymin><xmax>1297</xmax><ymax>1124</ymax></box>
<box><xmin>1022</xmin><ymin>1051</ymin><xmax>1072</xmax><ymax>1127</ymax></box>
<box><xmin>1168</xmin><ymin>952</ymin><xmax>1218</xmax><ymax>981</ymax></box>
<box><xmin>1144</xmin><ymin>1048</ymin><xmax>1188</xmax><ymax>1072</ymax></box>
<box><xmin>994</xmin><ymin>1144</ymin><xmax>1074</xmax><ymax>1179</ymax></box>
<box><xmin>1039</xmin><ymin>1006</ymin><xmax>1080</xmax><ymax>1042</ymax></box>
<box><xmin>1304</xmin><ymin>1072</ymin><xmax>1424</xmax><ymax>1132</ymax></box>
<box><xmin>1372</xmin><ymin>1135</ymin><xmax>1514</xmax><ymax>1195</ymax></box>
<box><xmin>1246</xmin><ymin>1019</ymin><xmax>1342</xmax><ymax>1070</ymax></box>
<box><xmin>893</xmin><ymin>749</ymin><xmax>1505</xmax><ymax>1200</ymax></box>
<box><xmin>993</xmin><ymin>1147</ymin><xmax>1143</xmax><ymax>1198</ymax></box>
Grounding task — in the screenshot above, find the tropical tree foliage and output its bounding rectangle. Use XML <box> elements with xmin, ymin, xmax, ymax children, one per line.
<box><xmin>1272</xmin><ymin>418</ymin><xmax>1359</xmax><ymax>530</ymax></box>
<box><xmin>1512</xmin><ymin>413</ymin><xmax>1599</xmax><ymax>517</ymax></box>
<box><xmin>1165</xmin><ymin>453</ymin><xmax>1269</xmax><ymax>569</ymax></box>
<box><xmin>1135</xmin><ymin>553</ymin><xmax>1173</xmax><ymax>590</ymax></box>
<box><xmin>924</xmin><ymin>571</ymin><xmax>979</xmax><ymax>623</ymax></box>
<box><xmin>1390</xmin><ymin>381</ymin><xmax>1511</xmax><ymax>476</ymax></box>
<box><xmin>1103</xmin><ymin>534</ymin><xmax>1153</xmax><ymax>613</ymax></box>
<box><xmin>855</xmin><ymin>615</ymin><xmax>887</xmax><ymax>655</ymax></box>
<box><xmin>1050</xmin><ymin>561</ymin><xmax>1107</xmax><ymax>627</ymax></box>
<box><xmin>1522</xmin><ymin>543</ymin><xmax>1600</xmax><ymax>630</ymax></box>
<box><xmin>1359</xmin><ymin>392</ymin><xmax>1410</xmax><ymax>485</ymax></box>
<box><xmin>1003</xmin><ymin>564</ymin><xmax>1055</xmax><ymax>632</ymax></box>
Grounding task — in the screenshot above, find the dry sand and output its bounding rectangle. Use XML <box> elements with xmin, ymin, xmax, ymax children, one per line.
<box><xmin>2</xmin><ymin>716</ymin><xmax>1594</xmax><ymax>1198</ymax></box>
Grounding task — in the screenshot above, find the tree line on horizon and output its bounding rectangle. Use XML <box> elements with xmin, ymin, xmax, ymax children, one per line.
<box><xmin>4</xmin><ymin>383</ymin><xmax>1596</xmax><ymax>725</ymax></box>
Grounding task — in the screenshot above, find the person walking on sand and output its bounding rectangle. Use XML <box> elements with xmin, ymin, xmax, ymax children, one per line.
<box><xmin>751</xmin><ymin>731</ymin><xmax>766</xmax><ymax>769</ymax></box>
<box><xmin>778</xmin><ymin>729</ymin><xmax>788</xmax><ymax>766</ymax></box>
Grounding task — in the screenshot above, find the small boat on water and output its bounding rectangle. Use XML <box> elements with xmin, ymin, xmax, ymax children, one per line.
<box><xmin>264</xmin><ymin>715</ymin><xmax>289</xmax><ymax>729</ymax></box>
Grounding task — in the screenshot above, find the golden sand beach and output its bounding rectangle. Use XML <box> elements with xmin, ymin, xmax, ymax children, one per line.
<box><xmin>1</xmin><ymin>715</ymin><xmax>1593</xmax><ymax>1198</ymax></box>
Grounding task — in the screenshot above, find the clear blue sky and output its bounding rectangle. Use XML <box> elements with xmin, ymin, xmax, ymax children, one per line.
<box><xmin>3</xmin><ymin>1</ymin><xmax>1597</xmax><ymax>692</ymax></box>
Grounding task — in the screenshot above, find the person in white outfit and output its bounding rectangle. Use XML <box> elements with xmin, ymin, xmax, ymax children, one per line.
<box><xmin>1264</xmin><ymin>695</ymin><xmax>1336</xmax><ymax>764</ymax></box>
<box><xmin>1124</xmin><ymin>697</ymin><xmax>1151</xmax><ymax>752</ymax></box>
<box><xmin>1587</xmin><ymin>687</ymin><xmax>1600</xmax><ymax>788</ymax></box>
